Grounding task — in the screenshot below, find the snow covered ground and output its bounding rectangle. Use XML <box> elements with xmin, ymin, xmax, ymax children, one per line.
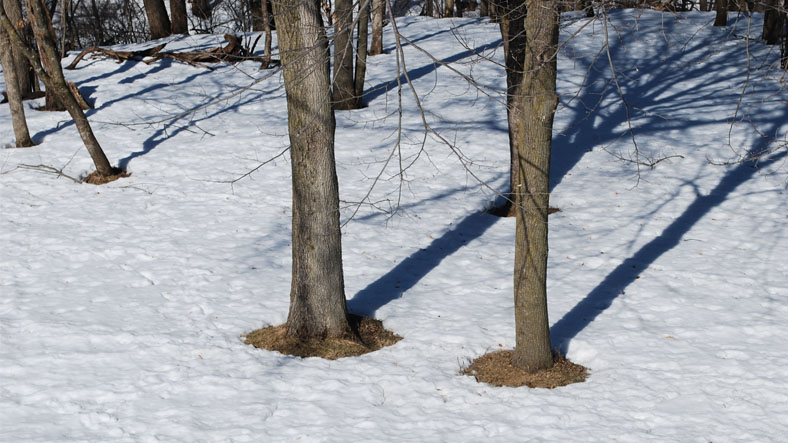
<box><xmin>2</xmin><ymin>9</ymin><xmax>787</xmax><ymax>442</ymax></box>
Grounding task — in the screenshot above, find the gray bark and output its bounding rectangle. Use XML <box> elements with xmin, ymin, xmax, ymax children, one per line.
<box><xmin>354</xmin><ymin>0</ymin><xmax>370</xmax><ymax>107</ymax></box>
<box><xmin>510</xmin><ymin>0</ymin><xmax>559</xmax><ymax>372</ymax></box>
<box><xmin>332</xmin><ymin>0</ymin><xmax>355</xmax><ymax>109</ymax></box>
<box><xmin>370</xmin><ymin>0</ymin><xmax>384</xmax><ymax>56</ymax></box>
<box><xmin>271</xmin><ymin>0</ymin><xmax>354</xmax><ymax>340</ymax></box>
<box><xmin>0</xmin><ymin>1</ymin><xmax>33</xmax><ymax>147</ymax></box>
<box><xmin>2</xmin><ymin>0</ymin><xmax>32</xmax><ymax>96</ymax></box>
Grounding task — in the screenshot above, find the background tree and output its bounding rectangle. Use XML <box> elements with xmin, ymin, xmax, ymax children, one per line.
<box><xmin>354</xmin><ymin>0</ymin><xmax>370</xmax><ymax>107</ymax></box>
<box><xmin>3</xmin><ymin>0</ymin><xmax>33</xmax><ymax>97</ymax></box>
<box><xmin>0</xmin><ymin>0</ymin><xmax>33</xmax><ymax>147</ymax></box>
<box><xmin>714</xmin><ymin>0</ymin><xmax>727</xmax><ymax>26</ymax></box>
<box><xmin>143</xmin><ymin>0</ymin><xmax>171</xmax><ymax>38</ymax></box>
<box><xmin>332</xmin><ymin>0</ymin><xmax>356</xmax><ymax>109</ymax></box>
<box><xmin>271</xmin><ymin>0</ymin><xmax>355</xmax><ymax>339</ymax></box>
<box><xmin>510</xmin><ymin>0</ymin><xmax>560</xmax><ymax>372</ymax></box>
<box><xmin>1</xmin><ymin>0</ymin><xmax>116</xmax><ymax>177</ymax></box>
<box><xmin>370</xmin><ymin>0</ymin><xmax>384</xmax><ymax>55</ymax></box>
<box><xmin>170</xmin><ymin>0</ymin><xmax>188</xmax><ymax>34</ymax></box>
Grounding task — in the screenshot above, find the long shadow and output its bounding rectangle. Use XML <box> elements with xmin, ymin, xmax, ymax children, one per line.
<box><xmin>364</xmin><ymin>39</ymin><xmax>503</xmax><ymax>103</ymax></box>
<box><xmin>348</xmin><ymin>210</ymin><xmax>501</xmax><ymax>316</ymax></box>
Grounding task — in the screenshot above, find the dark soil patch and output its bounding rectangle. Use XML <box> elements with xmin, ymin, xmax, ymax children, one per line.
<box><xmin>243</xmin><ymin>315</ymin><xmax>402</xmax><ymax>360</ymax></box>
<box><xmin>488</xmin><ymin>203</ymin><xmax>561</xmax><ymax>218</ymax></box>
<box><xmin>462</xmin><ymin>350</ymin><xmax>587</xmax><ymax>388</ymax></box>
<box><xmin>83</xmin><ymin>169</ymin><xmax>130</xmax><ymax>185</ymax></box>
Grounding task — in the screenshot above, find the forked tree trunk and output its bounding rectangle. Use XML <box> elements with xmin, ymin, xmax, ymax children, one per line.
<box><xmin>170</xmin><ymin>0</ymin><xmax>188</xmax><ymax>34</ymax></box>
<box><xmin>332</xmin><ymin>0</ymin><xmax>356</xmax><ymax>109</ymax></box>
<box><xmin>354</xmin><ymin>0</ymin><xmax>370</xmax><ymax>107</ymax></box>
<box><xmin>143</xmin><ymin>0</ymin><xmax>171</xmax><ymax>39</ymax></box>
<box><xmin>500</xmin><ymin>0</ymin><xmax>526</xmax><ymax>213</ymax></box>
<box><xmin>714</xmin><ymin>0</ymin><xmax>728</xmax><ymax>26</ymax></box>
<box><xmin>270</xmin><ymin>0</ymin><xmax>354</xmax><ymax>340</ymax></box>
<box><xmin>2</xmin><ymin>0</ymin><xmax>32</xmax><ymax>97</ymax></box>
<box><xmin>510</xmin><ymin>0</ymin><xmax>559</xmax><ymax>373</ymax></box>
<box><xmin>1</xmin><ymin>0</ymin><xmax>115</xmax><ymax>176</ymax></box>
<box><xmin>0</xmin><ymin>4</ymin><xmax>33</xmax><ymax>147</ymax></box>
<box><xmin>370</xmin><ymin>0</ymin><xmax>384</xmax><ymax>55</ymax></box>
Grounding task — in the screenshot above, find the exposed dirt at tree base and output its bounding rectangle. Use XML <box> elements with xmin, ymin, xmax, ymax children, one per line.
<box><xmin>83</xmin><ymin>169</ymin><xmax>130</xmax><ymax>185</ymax></box>
<box><xmin>462</xmin><ymin>350</ymin><xmax>587</xmax><ymax>388</ymax></box>
<box><xmin>243</xmin><ymin>315</ymin><xmax>402</xmax><ymax>360</ymax></box>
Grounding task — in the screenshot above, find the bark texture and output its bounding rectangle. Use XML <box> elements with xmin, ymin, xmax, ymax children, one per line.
<box><xmin>261</xmin><ymin>0</ymin><xmax>273</xmax><ymax>68</ymax></box>
<box><xmin>762</xmin><ymin>0</ymin><xmax>781</xmax><ymax>44</ymax></box>
<box><xmin>354</xmin><ymin>0</ymin><xmax>370</xmax><ymax>107</ymax></box>
<box><xmin>271</xmin><ymin>0</ymin><xmax>353</xmax><ymax>340</ymax></box>
<box><xmin>143</xmin><ymin>0</ymin><xmax>171</xmax><ymax>39</ymax></box>
<box><xmin>510</xmin><ymin>0</ymin><xmax>559</xmax><ymax>372</ymax></box>
<box><xmin>332</xmin><ymin>0</ymin><xmax>355</xmax><ymax>109</ymax></box>
<box><xmin>0</xmin><ymin>1</ymin><xmax>33</xmax><ymax>147</ymax></box>
<box><xmin>370</xmin><ymin>0</ymin><xmax>384</xmax><ymax>55</ymax></box>
<box><xmin>170</xmin><ymin>0</ymin><xmax>188</xmax><ymax>34</ymax></box>
<box><xmin>714</xmin><ymin>0</ymin><xmax>728</xmax><ymax>26</ymax></box>
<box><xmin>500</xmin><ymin>0</ymin><xmax>526</xmax><ymax>211</ymax></box>
<box><xmin>1</xmin><ymin>0</ymin><xmax>114</xmax><ymax>175</ymax></box>
<box><xmin>2</xmin><ymin>0</ymin><xmax>32</xmax><ymax>97</ymax></box>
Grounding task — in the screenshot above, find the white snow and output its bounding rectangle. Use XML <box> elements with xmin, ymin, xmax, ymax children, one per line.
<box><xmin>2</xmin><ymin>9</ymin><xmax>787</xmax><ymax>442</ymax></box>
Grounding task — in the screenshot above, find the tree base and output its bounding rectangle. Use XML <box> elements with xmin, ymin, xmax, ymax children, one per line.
<box><xmin>244</xmin><ymin>315</ymin><xmax>402</xmax><ymax>359</ymax></box>
<box><xmin>83</xmin><ymin>169</ymin><xmax>130</xmax><ymax>185</ymax></box>
<box><xmin>462</xmin><ymin>350</ymin><xmax>587</xmax><ymax>388</ymax></box>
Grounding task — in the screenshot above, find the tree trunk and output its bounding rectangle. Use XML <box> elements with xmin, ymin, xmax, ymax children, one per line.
<box><xmin>445</xmin><ymin>0</ymin><xmax>455</xmax><ymax>16</ymax></box>
<box><xmin>480</xmin><ymin>0</ymin><xmax>488</xmax><ymax>16</ymax></box>
<box><xmin>0</xmin><ymin>3</ymin><xmax>33</xmax><ymax>147</ymax></box>
<box><xmin>192</xmin><ymin>0</ymin><xmax>212</xmax><ymax>20</ymax></box>
<box><xmin>271</xmin><ymin>0</ymin><xmax>354</xmax><ymax>340</ymax></box>
<box><xmin>1</xmin><ymin>0</ymin><xmax>115</xmax><ymax>176</ymax></box>
<box><xmin>499</xmin><ymin>0</ymin><xmax>526</xmax><ymax>214</ymax></box>
<box><xmin>370</xmin><ymin>0</ymin><xmax>384</xmax><ymax>55</ymax></box>
<box><xmin>3</xmin><ymin>0</ymin><xmax>32</xmax><ymax>97</ymax></box>
<box><xmin>421</xmin><ymin>0</ymin><xmax>434</xmax><ymax>17</ymax></box>
<box><xmin>762</xmin><ymin>0</ymin><xmax>781</xmax><ymax>44</ymax></box>
<box><xmin>332</xmin><ymin>0</ymin><xmax>356</xmax><ymax>109</ymax></box>
<box><xmin>354</xmin><ymin>0</ymin><xmax>370</xmax><ymax>107</ymax></box>
<box><xmin>783</xmin><ymin>0</ymin><xmax>788</xmax><ymax>69</ymax></box>
<box><xmin>510</xmin><ymin>0</ymin><xmax>558</xmax><ymax>373</ymax></box>
<box><xmin>714</xmin><ymin>0</ymin><xmax>728</xmax><ymax>26</ymax></box>
<box><xmin>143</xmin><ymin>0</ymin><xmax>171</xmax><ymax>39</ymax></box>
<box><xmin>260</xmin><ymin>0</ymin><xmax>273</xmax><ymax>68</ymax></box>
<box><xmin>170</xmin><ymin>0</ymin><xmax>188</xmax><ymax>34</ymax></box>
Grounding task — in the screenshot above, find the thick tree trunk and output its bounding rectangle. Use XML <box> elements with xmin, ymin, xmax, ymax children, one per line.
<box><xmin>445</xmin><ymin>0</ymin><xmax>455</xmax><ymax>16</ymax></box>
<box><xmin>332</xmin><ymin>0</ymin><xmax>356</xmax><ymax>109</ymax></box>
<box><xmin>143</xmin><ymin>0</ymin><xmax>171</xmax><ymax>39</ymax></box>
<box><xmin>421</xmin><ymin>0</ymin><xmax>434</xmax><ymax>17</ymax></box>
<box><xmin>510</xmin><ymin>0</ymin><xmax>558</xmax><ymax>373</ymax></box>
<box><xmin>271</xmin><ymin>0</ymin><xmax>354</xmax><ymax>340</ymax></box>
<box><xmin>2</xmin><ymin>0</ymin><xmax>115</xmax><ymax>175</ymax></box>
<box><xmin>0</xmin><ymin>4</ymin><xmax>33</xmax><ymax>147</ymax></box>
<box><xmin>170</xmin><ymin>0</ymin><xmax>188</xmax><ymax>34</ymax></box>
<box><xmin>480</xmin><ymin>0</ymin><xmax>488</xmax><ymax>16</ymax></box>
<box><xmin>499</xmin><ymin>0</ymin><xmax>526</xmax><ymax>213</ymax></box>
<box><xmin>354</xmin><ymin>0</ymin><xmax>370</xmax><ymax>107</ymax></box>
<box><xmin>3</xmin><ymin>0</ymin><xmax>32</xmax><ymax>96</ymax></box>
<box><xmin>370</xmin><ymin>0</ymin><xmax>384</xmax><ymax>55</ymax></box>
<box><xmin>714</xmin><ymin>0</ymin><xmax>728</xmax><ymax>26</ymax></box>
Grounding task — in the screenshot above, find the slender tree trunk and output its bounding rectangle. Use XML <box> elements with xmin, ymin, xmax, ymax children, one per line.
<box><xmin>170</xmin><ymin>0</ymin><xmax>188</xmax><ymax>34</ymax></box>
<box><xmin>499</xmin><ymin>0</ymin><xmax>526</xmax><ymax>214</ymax></box>
<box><xmin>1</xmin><ymin>0</ymin><xmax>115</xmax><ymax>175</ymax></box>
<box><xmin>762</xmin><ymin>0</ymin><xmax>781</xmax><ymax>44</ymax></box>
<box><xmin>260</xmin><ymin>0</ymin><xmax>273</xmax><ymax>68</ymax></box>
<box><xmin>143</xmin><ymin>0</ymin><xmax>171</xmax><ymax>39</ymax></box>
<box><xmin>370</xmin><ymin>0</ymin><xmax>384</xmax><ymax>55</ymax></box>
<box><xmin>714</xmin><ymin>0</ymin><xmax>728</xmax><ymax>26</ymax></box>
<box><xmin>3</xmin><ymin>0</ymin><xmax>32</xmax><ymax>97</ymax></box>
<box><xmin>354</xmin><ymin>0</ymin><xmax>370</xmax><ymax>107</ymax></box>
<box><xmin>510</xmin><ymin>0</ymin><xmax>559</xmax><ymax>373</ymax></box>
<box><xmin>0</xmin><ymin>4</ymin><xmax>33</xmax><ymax>147</ymax></box>
<box><xmin>271</xmin><ymin>0</ymin><xmax>354</xmax><ymax>340</ymax></box>
<box><xmin>783</xmin><ymin>0</ymin><xmax>788</xmax><ymax>69</ymax></box>
<box><xmin>332</xmin><ymin>0</ymin><xmax>356</xmax><ymax>109</ymax></box>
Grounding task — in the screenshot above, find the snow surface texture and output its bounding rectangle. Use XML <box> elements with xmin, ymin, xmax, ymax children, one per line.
<box><xmin>2</xmin><ymin>10</ymin><xmax>787</xmax><ymax>442</ymax></box>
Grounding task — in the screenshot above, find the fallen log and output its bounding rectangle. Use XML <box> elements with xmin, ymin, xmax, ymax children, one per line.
<box><xmin>66</xmin><ymin>43</ymin><xmax>167</xmax><ymax>70</ymax></box>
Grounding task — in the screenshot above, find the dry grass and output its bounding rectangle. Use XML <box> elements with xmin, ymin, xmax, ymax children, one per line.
<box><xmin>462</xmin><ymin>350</ymin><xmax>587</xmax><ymax>388</ymax></box>
<box><xmin>83</xmin><ymin>169</ymin><xmax>130</xmax><ymax>185</ymax></box>
<box><xmin>243</xmin><ymin>315</ymin><xmax>402</xmax><ymax>360</ymax></box>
